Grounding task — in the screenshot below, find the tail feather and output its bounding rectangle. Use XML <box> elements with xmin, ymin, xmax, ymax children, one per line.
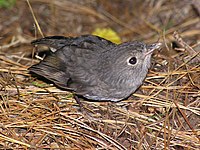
<box><xmin>29</xmin><ymin>54</ymin><xmax>71</xmax><ymax>89</ymax></box>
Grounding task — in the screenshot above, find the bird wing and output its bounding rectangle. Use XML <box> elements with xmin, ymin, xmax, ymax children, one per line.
<box><xmin>29</xmin><ymin>35</ymin><xmax>116</xmax><ymax>91</ymax></box>
<box><xmin>31</xmin><ymin>35</ymin><xmax>115</xmax><ymax>50</ymax></box>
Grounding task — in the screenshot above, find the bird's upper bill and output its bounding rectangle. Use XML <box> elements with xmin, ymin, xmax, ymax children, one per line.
<box><xmin>145</xmin><ymin>42</ymin><xmax>162</xmax><ymax>56</ymax></box>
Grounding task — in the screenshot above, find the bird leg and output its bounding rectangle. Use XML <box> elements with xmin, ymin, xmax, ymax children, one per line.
<box><xmin>74</xmin><ymin>95</ymin><xmax>84</xmax><ymax>111</ymax></box>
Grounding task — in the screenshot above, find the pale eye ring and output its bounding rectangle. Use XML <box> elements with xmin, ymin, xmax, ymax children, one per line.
<box><xmin>127</xmin><ymin>56</ymin><xmax>137</xmax><ymax>66</ymax></box>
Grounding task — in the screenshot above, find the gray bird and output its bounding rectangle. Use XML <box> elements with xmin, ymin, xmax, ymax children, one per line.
<box><xmin>29</xmin><ymin>35</ymin><xmax>161</xmax><ymax>102</ymax></box>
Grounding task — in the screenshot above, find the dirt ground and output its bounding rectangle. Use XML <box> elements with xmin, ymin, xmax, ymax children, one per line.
<box><xmin>0</xmin><ymin>0</ymin><xmax>199</xmax><ymax>149</ymax></box>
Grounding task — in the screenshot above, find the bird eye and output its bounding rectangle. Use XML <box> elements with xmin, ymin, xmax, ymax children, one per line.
<box><xmin>127</xmin><ymin>57</ymin><xmax>137</xmax><ymax>66</ymax></box>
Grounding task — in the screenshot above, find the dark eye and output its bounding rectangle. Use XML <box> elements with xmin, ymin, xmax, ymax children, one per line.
<box><xmin>127</xmin><ymin>57</ymin><xmax>137</xmax><ymax>65</ymax></box>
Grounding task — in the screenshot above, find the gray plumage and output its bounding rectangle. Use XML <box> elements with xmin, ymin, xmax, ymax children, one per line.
<box><xmin>29</xmin><ymin>35</ymin><xmax>161</xmax><ymax>102</ymax></box>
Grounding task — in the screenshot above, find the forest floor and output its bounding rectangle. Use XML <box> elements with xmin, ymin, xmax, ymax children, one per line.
<box><xmin>0</xmin><ymin>0</ymin><xmax>199</xmax><ymax>149</ymax></box>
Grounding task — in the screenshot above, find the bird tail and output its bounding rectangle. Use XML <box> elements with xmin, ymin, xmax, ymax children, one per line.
<box><xmin>29</xmin><ymin>37</ymin><xmax>71</xmax><ymax>89</ymax></box>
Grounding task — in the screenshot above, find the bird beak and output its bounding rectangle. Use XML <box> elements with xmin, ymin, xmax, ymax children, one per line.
<box><xmin>145</xmin><ymin>42</ymin><xmax>162</xmax><ymax>56</ymax></box>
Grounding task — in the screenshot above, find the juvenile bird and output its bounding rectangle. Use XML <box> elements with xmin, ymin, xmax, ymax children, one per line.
<box><xmin>29</xmin><ymin>35</ymin><xmax>161</xmax><ymax>102</ymax></box>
